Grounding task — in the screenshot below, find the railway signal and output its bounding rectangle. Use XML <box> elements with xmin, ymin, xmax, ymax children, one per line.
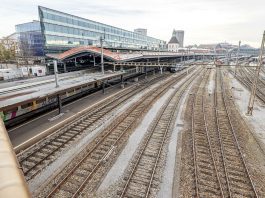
<box><xmin>247</xmin><ymin>31</ymin><xmax>265</xmax><ymax>115</ymax></box>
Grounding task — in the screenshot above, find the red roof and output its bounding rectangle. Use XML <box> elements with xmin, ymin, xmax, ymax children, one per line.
<box><xmin>56</xmin><ymin>46</ymin><xmax>121</xmax><ymax>61</ymax></box>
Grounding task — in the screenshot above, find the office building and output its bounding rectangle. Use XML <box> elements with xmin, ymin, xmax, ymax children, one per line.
<box><xmin>174</xmin><ymin>30</ymin><xmax>184</xmax><ymax>47</ymax></box>
<box><xmin>134</xmin><ymin>28</ymin><xmax>147</xmax><ymax>36</ymax></box>
<box><xmin>15</xmin><ymin>21</ymin><xmax>45</xmax><ymax>57</ymax></box>
<box><xmin>15</xmin><ymin>7</ymin><xmax>166</xmax><ymax>56</ymax></box>
<box><xmin>39</xmin><ymin>6</ymin><xmax>165</xmax><ymax>54</ymax></box>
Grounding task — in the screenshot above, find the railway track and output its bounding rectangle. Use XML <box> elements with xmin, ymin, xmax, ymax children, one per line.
<box><xmin>189</xmin><ymin>68</ymin><xmax>258</xmax><ymax>197</ymax></box>
<box><xmin>118</xmin><ymin>67</ymin><xmax>202</xmax><ymax>198</ymax></box>
<box><xmin>190</xmin><ymin>69</ymin><xmax>224</xmax><ymax>197</ymax></box>
<box><xmin>215</xmin><ymin>70</ymin><xmax>258</xmax><ymax>197</ymax></box>
<box><xmin>17</xmin><ymin>73</ymin><xmax>171</xmax><ymax>181</ymax></box>
<box><xmin>39</xmin><ymin>68</ymin><xmax>199</xmax><ymax>198</ymax></box>
<box><xmin>230</xmin><ymin>67</ymin><xmax>265</xmax><ymax>103</ymax></box>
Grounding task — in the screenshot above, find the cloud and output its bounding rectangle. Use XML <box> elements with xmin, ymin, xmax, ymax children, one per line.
<box><xmin>0</xmin><ymin>0</ymin><xmax>264</xmax><ymax>47</ymax></box>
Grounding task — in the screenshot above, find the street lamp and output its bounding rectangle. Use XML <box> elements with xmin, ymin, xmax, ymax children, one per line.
<box><xmin>100</xmin><ymin>29</ymin><xmax>106</xmax><ymax>75</ymax></box>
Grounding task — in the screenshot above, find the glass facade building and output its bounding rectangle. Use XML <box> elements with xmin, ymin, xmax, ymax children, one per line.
<box><xmin>15</xmin><ymin>21</ymin><xmax>45</xmax><ymax>56</ymax></box>
<box><xmin>38</xmin><ymin>6</ymin><xmax>166</xmax><ymax>54</ymax></box>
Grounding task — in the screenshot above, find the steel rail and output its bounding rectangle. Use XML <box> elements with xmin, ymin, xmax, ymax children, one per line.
<box><xmin>228</xmin><ymin>68</ymin><xmax>265</xmax><ymax>103</ymax></box>
<box><xmin>119</xmin><ymin>67</ymin><xmax>201</xmax><ymax>198</ymax></box>
<box><xmin>202</xmin><ymin>97</ymin><xmax>224</xmax><ymax>197</ymax></box>
<box><xmin>219</xmin><ymin>70</ymin><xmax>259</xmax><ymax>197</ymax></box>
<box><xmin>191</xmin><ymin>91</ymin><xmax>199</xmax><ymax>198</ymax></box>
<box><xmin>18</xmin><ymin>74</ymin><xmax>170</xmax><ymax>180</ymax></box>
<box><xmin>214</xmin><ymin>70</ymin><xmax>232</xmax><ymax>197</ymax></box>
<box><xmin>45</xmin><ymin>69</ymin><xmax>193</xmax><ymax>197</ymax></box>
<box><xmin>191</xmin><ymin>70</ymin><xmax>224</xmax><ymax>197</ymax></box>
<box><xmin>19</xmin><ymin>78</ymin><xmax>156</xmax><ymax>176</ymax></box>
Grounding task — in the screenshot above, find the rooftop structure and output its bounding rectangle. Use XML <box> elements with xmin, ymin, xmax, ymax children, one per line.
<box><xmin>174</xmin><ymin>30</ymin><xmax>184</xmax><ymax>47</ymax></box>
<box><xmin>134</xmin><ymin>28</ymin><xmax>147</xmax><ymax>36</ymax></box>
<box><xmin>168</xmin><ymin>30</ymin><xmax>180</xmax><ymax>52</ymax></box>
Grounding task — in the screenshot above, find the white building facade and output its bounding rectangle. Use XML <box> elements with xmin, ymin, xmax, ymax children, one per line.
<box><xmin>168</xmin><ymin>30</ymin><xmax>180</xmax><ymax>52</ymax></box>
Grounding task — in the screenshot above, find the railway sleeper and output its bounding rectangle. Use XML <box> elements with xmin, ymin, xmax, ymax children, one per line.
<box><xmin>59</xmin><ymin>134</ymin><xmax>74</xmax><ymax>139</ymax></box>
<box><xmin>197</xmin><ymin>165</ymin><xmax>214</xmax><ymax>175</ymax></box>
<box><xmin>90</xmin><ymin>153</ymin><xmax>103</xmax><ymax>160</ymax></box>
<box><xmin>25</xmin><ymin>156</ymin><xmax>41</xmax><ymax>164</ymax></box>
<box><xmin>230</xmin><ymin>186</ymin><xmax>255</xmax><ymax>197</ymax></box>
<box><xmin>198</xmin><ymin>178</ymin><xmax>220</xmax><ymax>191</ymax></box>
<box><xmin>74</xmin><ymin>169</ymin><xmax>90</xmax><ymax>178</ymax></box>
<box><xmin>199</xmin><ymin>191</ymin><xmax>221</xmax><ymax>198</ymax></box>
<box><xmin>142</xmin><ymin>150</ymin><xmax>159</xmax><ymax>158</ymax></box>
<box><xmin>127</xmin><ymin>181</ymin><xmax>149</xmax><ymax>192</ymax></box>
<box><xmin>197</xmin><ymin>159</ymin><xmax>214</xmax><ymax>167</ymax></box>
<box><xmin>56</xmin><ymin>188</ymin><xmax>73</xmax><ymax>197</ymax></box>
<box><xmin>196</xmin><ymin>148</ymin><xmax>210</xmax><ymax>155</ymax></box>
<box><xmin>33</xmin><ymin>152</ymin><xmax>48</xmax><ymax>159</ymax></box>
<box><xmin>225</xmin><ymin>155</ymin><xmax>243</xmax><ymax>163</ymax></box>
<box><xmin>138</xmin><ymin>162</ymin><xmax>155</xmax><ymax>171</ymax></box>
<box><xmin>196</xmin><ymin>143</ymin><xmax>211</xmax><ymax>150</ymax></box>
<box><xmin>69</xmin><ymin>174</ymin><xmax>84</xmax><ymax>184</ymax></box>
<box><xmin>94</xmin><ymin>149</ymin><xmax>107</xmax><ymax>156</ymax></box>
<box><xmin>39</xmin><ymin>146</ymin><xmax>52</xmax><ymax>155</ymax></box>
<box><xmin>98</xmin><ymin>145</ymin><xmax>110</xmax><ymax>152</ymax></box>
<box><xmin>80</xmin><ymin>162</ymin><xmax>96</xmax><ymax>172</ymax></box>
<box><xmin>147</xmin><ymin>141</ymin><xmax>162</xmax><ymax>148</ymax></box>
<box><xmin>228</xmin><ymin>173</ymin><xmax>252</xmax><ymax>185</ymax></box>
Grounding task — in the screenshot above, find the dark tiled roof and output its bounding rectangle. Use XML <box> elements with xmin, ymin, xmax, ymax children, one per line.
<box><xmin>168</xmin><ymin>36</ymin><xmax>179</xmax><ymax>44</ymax></box>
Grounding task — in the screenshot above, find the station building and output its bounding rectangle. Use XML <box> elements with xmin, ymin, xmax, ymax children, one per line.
<box><xmin>15</xmin><ymin>6</ymin><xmax>166</xmax><ymax>57</ymax></box>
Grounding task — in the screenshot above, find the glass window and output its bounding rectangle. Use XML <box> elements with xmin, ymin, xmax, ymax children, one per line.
<box><xmin>74</xmin><ymin>28</ymin><xmax>78</xmax><ymax>35</ymax></box>
<box><xmin>73</xmin><ymin>19</ymin><xmax>78</xmax><ymax>26</ymax></box>
<box><xmin>68</xmin><ymin>27</ymin><xmax>74</xmax><ymax>35</ymax></box>
<box><xmin>54</xmin><ymin>14</ymin><xmax>60</xmax><ymax>22</ymax></box>
<box><xmin>61</xmin><ymin>26</ymin><xmax>67</xmax><ymax>34</ymax></box>
<box><xmin>43</xmin><ymin>12</ymin><xmax>48</xmax><ymax>19</ymax></box>
<box><xmin>61</xmin><ymin>16</ymin><xmax>67</xmax><ymax>23</ymax></box>
<box><xmin>67</xmin><ymin>17</ymin><xmax>72</xmax><ymax>24</ymax></box>
<box><xmin>78</xmin><ymin>20</ymin><xmax>82</xmax><ymax>27</ymax></box>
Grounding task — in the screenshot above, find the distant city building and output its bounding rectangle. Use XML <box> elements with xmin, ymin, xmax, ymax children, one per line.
<box><xmin>239</xmin><ymin>44</ymin><xmax>260</xmax><ymax>56</ymax></box>
<box><xmin>174</xmin><ymin>30</ymin><xmax>184</xmax><ymax>47</ymax></box>
<box><xmin>134</xmin><ymin>28</ymin><xmax>147</xmax><ymax>36</ymax></box>
<box><xmin>168</xmin><ymin>30</ymin><xmax>180</xmax><ymax>52</ymax></box>
<box><xmin>198</xmin><ymin>42</ymin><xmax>259</xmax><ymax>55</ymax></box>
<box><xmin>0</xmin><ymin>33</ymin><xmax>19</xmax><ymax>55</ymax></box>
<box><xmin>15</xmin><ymin>21</ymin><xmax>45</xmax><ymax>57</ymax></box>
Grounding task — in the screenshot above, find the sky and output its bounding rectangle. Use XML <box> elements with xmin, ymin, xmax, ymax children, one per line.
<box><xmin>0</xmin><ymin>0</ymin><xmax>264</xmax><ymax>47</ymax></box>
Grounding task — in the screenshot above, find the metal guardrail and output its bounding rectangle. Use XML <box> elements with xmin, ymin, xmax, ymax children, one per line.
<box><xmin>0</xmin><ymin>119</ymin><xmax>30</xmax><ymax>197</ymax></box>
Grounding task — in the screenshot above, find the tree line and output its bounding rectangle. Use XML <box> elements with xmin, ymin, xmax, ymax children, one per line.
<box><xmin>0</xmin><ymin>42</ymin><xmax>15</xmax><ymax>63</ymax></box>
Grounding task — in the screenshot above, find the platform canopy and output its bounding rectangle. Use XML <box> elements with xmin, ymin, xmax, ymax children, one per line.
<box><xmin>46</xmin><ymin>46</ymin><xmax>143</xmax><ymax>62</ymax></box>
<box><xmin>46</xmin><ymin>46</ymin><xmax>216</xmax><ymax>63</ymax></box>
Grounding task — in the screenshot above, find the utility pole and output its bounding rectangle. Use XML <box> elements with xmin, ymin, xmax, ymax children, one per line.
<box><xmin>246</xmin><ymin>31</ymin><xmax>265</xmax><ymax>115</ymax></box>
<box><xmin>53</xmin><ymin>60</ymin><xmax>62</xmax><ymax>114</ymax></box>
<box><xmin>235</xmin><ymin>40</ymin><xmax>241</xmax><ymax>76</ymax></box>
<box><xmin>214</xmin><ymin>46</ymin><xmax>216</xmax><ymax>64</ymax></box>
<box><xmin>100</xmin><ymin>35</ymin><xmax>104</xmax><ymax>75</ymax></box>
<box><xmin>53</xmin><ymin>60</ymin><xmax>59</xmax><ymax>88</ymax></box>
